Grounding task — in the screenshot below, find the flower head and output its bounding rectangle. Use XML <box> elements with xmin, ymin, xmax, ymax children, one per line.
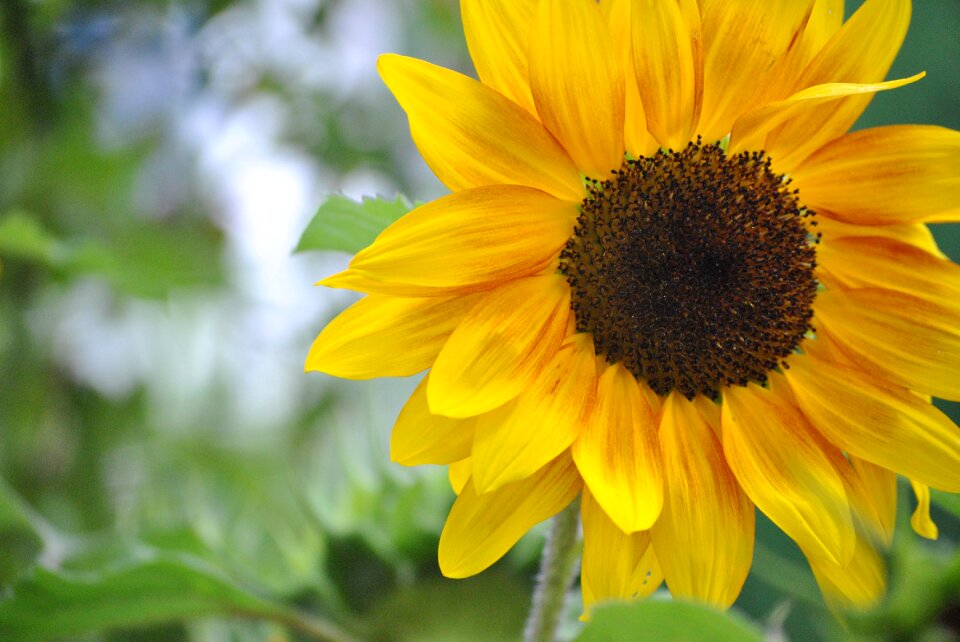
<box><xmin>308</xmin><ymin>0</ymin><xmax>960</xmax><ymax>612</ymax></box>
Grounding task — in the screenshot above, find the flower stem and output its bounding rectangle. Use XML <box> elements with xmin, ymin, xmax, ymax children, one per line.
<box><xmin>524</xmin><ymin>497</ymin><xmax>582</xmax><ymax>642</ymax></box>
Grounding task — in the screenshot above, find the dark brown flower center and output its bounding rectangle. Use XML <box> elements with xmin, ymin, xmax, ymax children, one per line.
<box><xmin>559</xmin><ymin>139</ymin><xmax>818</xmax><ymax>399</ymax></box>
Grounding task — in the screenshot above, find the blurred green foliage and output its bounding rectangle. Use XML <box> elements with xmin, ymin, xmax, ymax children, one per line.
<box><xmin>0</xmin><ymin>0</ymin><xmax>958</xmax><ymax>641</ymax></box>
<box><xmin>576</xmin><ymin>601</ymin><xmax>764</xmax><ymax>642</ymax></box>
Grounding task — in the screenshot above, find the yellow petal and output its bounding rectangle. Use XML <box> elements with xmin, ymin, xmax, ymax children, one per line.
<box><xmin>438</xmin><ymin>453</ymin><xmax>582</xmax><ymax>578</ymax></box>
<box><xmin>599</xmin><ymin>0</ymin><xmax>655</xmax><ymax>157</ymax></box>
<box><xmin>813</xmin><ymin>217</ymin><xmax>945</xmax><ymax>258</ymax></box>
<box><xmin>786</xmin><ymin>353</ymin><xmax>960</xmax><ymax>492</ymax></box>
<box><xmin>765</xmin><ymin>0</ymin><xmax>912</xmax><ymax>167</ymax></box>
<box><xmin>638</xmin><ymin>381</ymin><xmax>663</xmax><ymax>416</ymax></box>
<box><xmin>722</xmin><ymin>383</ymin><xmax>854</xmax><ymax>564</ymax></box>
<box><xmin>630</xmin><ymin>0</ymin><xmax>703</xmax><ymax>149</ymax></box>
<box><xmin>572</xmin><ymin>363</ymin><xmax>664</xmax><ymax>533</ymax></box>
<box><xmin>761</xmin><ymin>0</ymin><xmax>846</xmax><ymax>102</ymax></box>
<box><xmin>823</xmin><ymin>449</ymin><xmax>891</xmax><ymax>553</ymax></box>
<box><xmin>729</xmin><ymin>73</ymin><xmax>924</xmax><ymax>157</ymax></box>
<box><xmin>428</xmin><ymin>275</ymin><xmax>571</xmax><ymax>418</ymax></box>
<box><xmin>306</xmin><ymin>293</ymin><xmax>480</xmax><ymax>379</ymax></box>
<box><xmin>529</xmin><ymin>0</ymin><xmax>625</xmax><ymax>177</ymax></box>
<box><xmin>697</xmin><ymin>0</ymin><xmax>814</xmax><ymax>142</ymax></box>
<box><xmin>805</xmin><ymin>0</ymin><xmax>845</xmax><ymax>50</ymax></box>
<box><xmin>391</xmin><ymin>375</ymin><xmax>476</xmax><ymax>465</ymax></box>
<box><xmin>817</xmin><ymin>236</ymin><xmax>960</xmax><ymax>304</ymax></box>
<box><xmin>378</xmin><ymin>54</ymin><xmax>582</xmax><ymax>200</ymax></box>
<box><xmin>693</xmin><ymin>395</ymin><xmax>722</xmax><ymax>436</ymax></box>
<box><xmin>909</xmin><ymin>480</ymin><xmax>938</xmax><ymax>540</ymax></box>
<box><xmin>471</xmin><ymin>334</ymin><xmax>597</xmax><ymax>494</ymax></box>
<box><xmin>461</xmin><ymin>0</ymin><xmax>538</xmax><ymax>115</ymax></box>
<box><xmin>775</xmin><ymin>368</ymin><xmax>883</xmax><ymax>539</ymax></box>
<box><xmin>320</xmin><ymin>270</ymin><xmax>501</xmax><ymax>298</ymax></box>
<box><xmin>806</xmin><ymin>532</ymin><xmax>886</xmax><ymax>611</ymax></box>
<box><xmin>348</xmin><ymin>185</ymin><xmax>577</xmax><ymax>292</ymax></box>
<box><xmin>792</xmin><ymin>126</ymin><xmax>960</xmax><ymax>224</ymax></box>
<box><xmin>318</xmin><ymin>269</ymin><xmax>391</xmax><ymax>293</ymax></box>
<box><xmin>650</xmin><ymin>394</ymin><xmax>754</xmax><ymax>608</ymax></box>
<box><xmin>449</xmin><ymin>458</ymin><xmax>471</xmax><ymax>495</ymax></box>
<box><xmin>850</xmin><ymin>456</ymin><xmax>897</xmax><ymax>546</ymax></box>
<box><xmin>766</xmin><ymin>0</ymin><xmax>844</xmax><ymax>85</ymax></box>
<box><xmin>814</xmin><ymin>288</ymin><xmax>960</xmax><ymax>401</ymax></box>
<box><xmin>808</xmin><ymin>0</ymin><xmax>845</xmax><ymax>45</ymax></box>
<box><xmin>580</xmin><ymin>489</ymin><xmax>662</xmax><ymax>617</ymax></box>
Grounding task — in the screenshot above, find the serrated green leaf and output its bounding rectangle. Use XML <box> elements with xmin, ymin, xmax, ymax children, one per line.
<box><xmin>0</xmin><ymin>548</ymin><xmax>286</xmax><ymax>642</ymax></box>
<box><xmin>575</xmin><ymin>600</ymin><xmax>764</xmax><ymax>642</ymax></box>
<box><xmin>296</xmin><ymin>194</ymin><xmax>411</xmax><ymax>254</ymax></box>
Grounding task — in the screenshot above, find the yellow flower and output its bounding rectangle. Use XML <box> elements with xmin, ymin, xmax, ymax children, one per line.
<box><xmin>307</xmin><ymin>0</ymin><xmax>960</xmax><ymax>613</ymax></box>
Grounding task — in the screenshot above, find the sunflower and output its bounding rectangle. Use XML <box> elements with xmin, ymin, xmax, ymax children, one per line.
<box><xmin>307</xmin><ymin>0</ymin><xmax>960</xmax><ymax>614</ymax></box>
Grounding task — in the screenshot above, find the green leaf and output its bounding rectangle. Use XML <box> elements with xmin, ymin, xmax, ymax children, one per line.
<box><xmin>0</xmin><ymin>547</ymin><xmax>290</xmax><ymax>642</ymax></box>
<box><xmin>575</xmin><ymin>600</ymin><xmax>764</xmax><ymax>642</ymax></box>
<box><xmin>296</xmin><ymin>194</ymin><xmax>411</xmax><ymax>254</ymax></box>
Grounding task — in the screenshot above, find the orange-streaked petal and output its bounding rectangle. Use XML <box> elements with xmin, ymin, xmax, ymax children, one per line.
<box><xmin>573</xmin><ymin>364</ymin><xmax>663</xmax><ymax>533</ymax></box>
<box><xmin>768</xmin><ymin>379</ymin><xmax>888</xmax><ymax>545</ymax></box>
<box><xmin>817</xmin><ymin>236</ymin><xmax>960</xmax><ymax>303</ymax></box>
<box><xmin>348</xmin><ymin>185</ymin><xmax>576</xmax><ymax>291</ymax></box>
<box><xmin>306</xmin><ymin>293</ymin><xmax>480</xmax><ymax>379</ymax></box>
<box><xmin>438</xmin><ymin>453</ymin><xmax>582</xmax><ymax>578</ymax></box>
<box><xmin>814</xmin><ymin>288</ymin><xmax>960</xmax><ymax>401</ymax></box>
<box><xmin>762</xmin><ymin>0</ymin><xmax>846</xmax><ymax>102</ymax></box>
<box><xmin>697</xmin><ymin>0</ymin><xmax>814</xmax><ymax>142</ymax></box>
<box><xmin>600</xmin><ymin>0</ymin><xmax>655</xmax><ymax>157</ymax></box>
<box><xmin>378</xmin><ymin>54</ymin><xmax>582</xmax><ymax>200</ymax></box>
<box><xmin>850</xmin><ymin>456</ymin><xmax>897</xmax><ymax>546</ymax></box>
<box><xmin>391</xmin><ymin>376</ymin><xmax>476</xmax><ymax>465</ymax></box>
<box><xmin>449</xmin><ymin>458</ymin><xmax>471</xmax><ymax>495</ymax></box>
<box><xmin>580</xmin><ymin>489</ymin><xmax>662</xmax><ymax>617</ymax></box>
<box><xmin>429</xmin><ymin>275</ymin><xmax>570</xmax><ymax>418</ymax></box>
<box><xmin>529</xmin><ymin>0</ymin><xmax>625</xmax><ymax>177</ymax></box>
<box><xmin>461</xmin><ymin>0</ymin><xmax>538</xmax><ymax>114</ymax></box>
<box><xmin>630</xmin><ymin>0</ymin><xmax>703</xmax><ymax>149</ymax></box>
<box><xmin>722</xmin><ymin>383</ymin><xmax>854</xmax><ymax>564</ymax></box>
<box><xmin>650</xmin><ymin>394</ymin><xmax>754</xmax><ymax>608</ymax></box>
<box><xmin>806</xmin><ymin>533</ymin><xmax>886</xmax><ymax>611</ymax></box>
<box><xmin>472</xmin><ymin>334</ymin><xmax>597</xmax><ymax>493</ymax></box>
<box><xmin>729</xmin><ymin>73</ymin><xmax>924</xmax><ymax>157</ymax></box>
<box><xmin>694</xmin><ymin>394</ymin><xmax>722</xmax><ymax>438</ymax></box>
<box><xmin>765</xmin><ymin>0</ymin><xmax>912</xmax><ymax>167</ymax></box>
<box><xmin>792</xmin><ymin>126</ymin><xmax>960</xmax><ymax>225</ymax></box>
<box><xmin>787</xmin><ymin>354</ymin><xmax>960</xmax><ymax>492</ymax></box>
<box><xmin>910</xmin><ymin>480</ymin><xmax>938</xmax><ymax>540</ymax></box>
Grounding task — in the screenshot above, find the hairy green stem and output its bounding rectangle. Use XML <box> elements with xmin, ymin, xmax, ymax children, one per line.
<box><xmin>524</xmin><ymin>497</ymin><xmax>582</xmax><ymax>642</ymax></box>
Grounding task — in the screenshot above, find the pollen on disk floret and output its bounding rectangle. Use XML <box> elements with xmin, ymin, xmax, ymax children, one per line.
<box><xmin>559</xmin><ymin>138</ymin><xmax>819</xmax><ymax>399</ymax></box>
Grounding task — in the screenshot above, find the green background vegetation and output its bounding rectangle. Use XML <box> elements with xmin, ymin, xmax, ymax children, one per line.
<box><xmin>0</xmin><ymin>1</ymin><xmax>958</xmax><ymax>640</ymax></box>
